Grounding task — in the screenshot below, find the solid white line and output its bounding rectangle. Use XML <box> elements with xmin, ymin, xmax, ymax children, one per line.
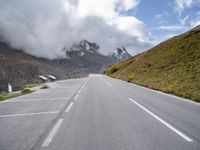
<box><xmin>106</xmin><ymin>82</ymin><xmax>112</xmax><ymax>86</ymax></box>
<box><xmin>65</xmin><ymin>102</ymin><xmax>74</xmax><ymax>112</ymax></box>
<box><xmin>74</xmin><ymin>94</ymin><xmax>79</xmax><ymax>100</ymax></box>
<box><xmin>42</xmin><ymin>119</ymin><xmax>64</xmax><ymax>147</ymax></box>
<box><xmin>0</xmin><ymin>111</ymin><xmax>59</xmax><ymax>118</ymax></box>
<box><xmin>129</xmin><ymin>98</ymin><xmax>193</xmax><ymax>142</ymax></box>
<box><xmin>1</xmin><ymin>98</ymin><xmax>70</xmax><ymax>103</ymax></box>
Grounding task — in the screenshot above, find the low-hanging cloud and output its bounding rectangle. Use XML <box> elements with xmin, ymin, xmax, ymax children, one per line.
<box><xmin>0</xmin><ymin>0</ymin><xmax>152</xmax><ymax>59</ymax></box>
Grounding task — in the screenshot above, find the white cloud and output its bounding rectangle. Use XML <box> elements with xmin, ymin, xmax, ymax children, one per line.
<box><xmin>179</xmin><ymin>16</ymin><xmax>189</xmax><ymax>25</ymax></box>
<box><xmin>190</xmin><ymin>9</ymin><xmax>200</xmax><ymax>27</ymax></box>
<box><xmin>154</xmin><ymin>33</ymin><xmax>177</xmax><ymax>44</ymax></box>
<box><xmin>0</xmin><ymin>0</ymin><xmax>149</xmax><ymax>58</ymax></box>
<box><xmin>118</xmin><ymin>0</ymin><xmax>140</xmax><ymax>12</ymax></box>
<box><xmin>114</xmin><ymin>16</ymin><xmax>146</xmax><ymax>38</ymax></box>
<box><xmin>155</xmin><ymin>14</ymin><xmax>164</xmax><ymax>20</ymax></box>
<box><xmin>158</xmin><ymin>25</ymin><xmax>187</xmax><ymax>31</ymax></box>
<box><xmin>174</xmin><ymin>0</ymin><xmax>200</xmax><ymax>15</ymax></box>
<box><xmin>174</xmin><ymin>0</ymin><xmax>193</xmax><ymax>14</ymax></box>
<box><xmin>190</xmin><ymin>17</ymin><xmax>200</xmax><ymax>27</ymax></box>
<box><xmin>77</xmin><ymin>0</ymin><xmax>117</xmax><ymax>19</ymax></box>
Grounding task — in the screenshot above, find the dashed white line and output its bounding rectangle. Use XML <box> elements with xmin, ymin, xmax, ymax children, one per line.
<box><xmin>42</xmin><ymin>119</ymin><xmax>64</xmax><ymax>147</ymax></box>
<box><xmin>1</xmin><ymin>98</ymin><xmax>70</xmax><ymax>103</ymax></box>
<box><xmin>0</xmin><ymin>111</ymin><xmax>59</xmax><ymax>118</ymax></box>
<box><xmin>65</xmin><ymin>102</ymin><xmax>74</xmax><ymax>112</ymax></box>
<box><xmin>74</xmin><ymin>94</ymin><xmax>79</xmax><ymax>100</ymax></box>
<box><xmin>106</xmin><ymin>82</ymin><xmax>112</xmax><ymax>87</ymax></box>
<box><xmin>129</xmin><ymin>98</ymin><xmax>193</xmax><ymax>142</ymax></box>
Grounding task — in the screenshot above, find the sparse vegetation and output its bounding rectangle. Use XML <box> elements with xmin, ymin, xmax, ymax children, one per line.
<box><xmin>22</xmin><ymin>83</ymin><xmax>40</xmax><ymax>89</ymax></box>
<box><xmin>21</xmin><ymin>88</ymin><xmax>32</xmax><ymax>94</ymax></box>
<box><xmin>0</xmin><ymin>93</ymin><xmax>22</xmax><ymax>101</ymax></box>
<box><xmin>106</xmin><ymin>25</ymin><xmax>200</xmax><ymax>102</ymax></box>
<box><xmin>108</xmin><ymin>66</ymin><xmax>120</xmax><ymax>75</ymax></box>
<box><xmin>127</xmin><ymin>75</ymin><xmax>134</xmax><ymax>82</ymax></box>
<box><xmin>40</xmin><ymin>85</ymin><xmax>49</xmax><ymax>89</ymax></box>
<box><xmin>0</xmin><ymin>89</ymin><xmax>33</xmax><ymax>101</ymax></box>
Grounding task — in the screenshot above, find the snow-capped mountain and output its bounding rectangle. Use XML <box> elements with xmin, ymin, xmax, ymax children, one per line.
<box><xmin>54</xmin><ymin>40</ymin><xmax>117</xmax><ymax>77</ymax></box>
<box><xmin>80</xmin><ymin>40</ymin><xmax>99</xmax><ymax>52</ymax></box>
<box><xmin>111</xmin><ymin>47</ymin><xmax>131</xmax><ymax>60</ymax></box>
<box><xmin>0</xmin><ymin>39</ymin><xmax>131</xmax><ymax>92</ymax></box>
<box><xmin>64</xmin><ymin>40</ymin><xmax>100</xmax><ymax>58</ymax></box>
<box><xmin>64</xmin><ymin>40</ymin><xmax>131</xmax><ymax>61</ymax></box>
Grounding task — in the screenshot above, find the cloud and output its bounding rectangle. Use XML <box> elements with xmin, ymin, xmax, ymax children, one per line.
<box><xmin>174</xmin><ymin>0</ymin><xmax>200</xmax><ymax>15</ymax></box>
<box><xmin>155</xmin><ymin>14</ymin><xmax>164</xmax><ymax>20</ymax></box>
<box><xmin>0</xmin><ymin>0</ymin><xmax>150</xmax><ymax>59</ymax></box>
<box><xmin>190</xmin><ymin>16</ymin><xmax>200</xmax><ymax>27</ymax></box>
<box><xmin>188</xmin><ymin>8</ymin><xmax>200</xmax><ymax>27</ymax></box>
<box><xmin>174</xmin><ymin>0</ymin><xmax>193</xmax><ymax>14</ymax></box>
<box><xmin>158</xmin><ymin>25</ymin><xmax>187</xmax><ymax>31</ymax></box>
<box><xmin>179</xmin><ymin>16</ymin><xmax>189</xmax><ymax>25</ymax></box>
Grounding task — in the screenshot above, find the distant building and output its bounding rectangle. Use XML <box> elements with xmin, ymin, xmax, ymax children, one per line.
<box><xmin>38</xmin><ymin>75</ymin><xmax>48</xmax><ymax>83</ymax></box>
<box><xmin>48</xmin><ymin>75</ymin><xmax>56</xmax><ymax>82</ymax></box>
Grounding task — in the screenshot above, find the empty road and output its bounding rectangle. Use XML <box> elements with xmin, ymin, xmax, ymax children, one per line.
<box><xmin>0</xmin><ymin>74</ymin><xmax>200</xmax><ymax>150</ymax></box>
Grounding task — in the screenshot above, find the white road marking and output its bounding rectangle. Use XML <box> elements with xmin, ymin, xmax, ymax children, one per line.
<box><xmin>1</xmin><ymin>98</ymin><xmax>70</xmax><ymax>103</ymax></box>
<box><xmin>65</xmin><ymin>102</ymin><xmax>74</xmax><ymax>112</ymax></box>
<box><xmin>74</xmin><ymin>94</ymin><xmax>79</xmax><ymax>100</ymax></box>
<box><xmin>0</xmin><ymin>111</ymin><xmax>59</xmax><ymax>118</ymax></box>
<box><xmin>129</xmin><ymin>98</ymin><xmax>193</xmax><ymax>142</ymax></box>
<box><xmin>42</xmin><ymin>119</ymin><xmax>64</xmax><ymax>147</ymax></box>
<box><xmin>106</xmin><ymin>82</ymin><xmax>112</xmax><ymax>87</ymax></box>
<box><xmin>80</xmin><ymin>79</ymin><xmax>88</xmax><ymax>90</ymax></box>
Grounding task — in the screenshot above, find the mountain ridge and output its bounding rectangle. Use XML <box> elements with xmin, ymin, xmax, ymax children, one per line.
<box><xmin>0</xmin><ymin>40</ymin><xmax>131</xmax><ymax>92</ymax></box>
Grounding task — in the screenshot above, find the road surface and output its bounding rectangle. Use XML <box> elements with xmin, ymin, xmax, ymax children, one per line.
<box><xmin>0</xmin><ymin>74</ymin><xmax>200</xmax><ymax>150</ymax></box>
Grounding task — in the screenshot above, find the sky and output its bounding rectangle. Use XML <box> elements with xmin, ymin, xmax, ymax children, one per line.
<box><xmin>0</xmin><ymin>0</ymin><xmax>199</xmax><ymax>59</ymax></box>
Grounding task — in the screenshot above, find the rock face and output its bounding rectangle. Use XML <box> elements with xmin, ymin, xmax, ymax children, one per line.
<box><xmin>0</xmin><ymin>40</ymin><xmax>131</xmax><ymax>92</ymax></box>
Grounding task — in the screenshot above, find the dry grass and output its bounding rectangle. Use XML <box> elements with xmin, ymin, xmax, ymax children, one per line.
<box><xmin>105</xmin><ymin>25</ymin><xmax>200</xmax><ymax>102</ymax></box>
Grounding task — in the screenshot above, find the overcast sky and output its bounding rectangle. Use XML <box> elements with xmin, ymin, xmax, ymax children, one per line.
<box><xmin>0</xmin><ymin>0</ymin><xmax>199</xmax><ymax>59</ymax></box>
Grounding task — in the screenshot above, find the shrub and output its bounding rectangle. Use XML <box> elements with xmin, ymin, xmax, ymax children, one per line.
<box><xmin>21</xmin><ymin>88</ymin><xmax>32</xmax><ymax>94</ymax></box>
<box><xmin>110</xmin><ymin>66</ymin><xmax>120</xmax><ymax>74</ymax></box>
<box><xmin>127</xmin><ymin>75</ymin><xmax>134</xmax><ymax>82</ymax></box>
<box><xmin>40</xmin><ymin>85</ymin><xmax>49</xmax><ymax>89</ymax></box>
<box><xmin>23</xmin><ymin>83</ymin><xmax>40</xmax><ymax>89</ymax></box>
<box><xmin>0</xmin><ymin>95</ymin><xmax>4</xmax><ymax>101</ymax></box>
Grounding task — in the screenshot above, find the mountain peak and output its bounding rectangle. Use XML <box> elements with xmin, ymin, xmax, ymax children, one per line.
<box><xmin>79</xmin><ymin>40</ymin><xmax>99</xmax><ymax>52</ymax></box>
<box><xmin>112</xmin><ymin>47</ymin><xmax>131</xmax><ymax>60</ymax></box>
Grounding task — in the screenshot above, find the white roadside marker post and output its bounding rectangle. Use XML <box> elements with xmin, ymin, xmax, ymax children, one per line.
<box><xmin>8</xmin><ymin>83</ymin><xmax>12</xmax><ymax>93</ymax></box>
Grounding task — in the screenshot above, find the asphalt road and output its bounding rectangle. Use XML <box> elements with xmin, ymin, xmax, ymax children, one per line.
<box><xmin>0</xmin><ymin>74</ymin><xmax>200</xmax><ymax>150</ymax></box>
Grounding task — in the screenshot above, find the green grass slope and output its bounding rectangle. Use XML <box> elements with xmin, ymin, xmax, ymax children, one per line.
<box><xmin>106</xmin><ymin>25</ymin><xmax>200</xmax><ymax>102</ymax></box>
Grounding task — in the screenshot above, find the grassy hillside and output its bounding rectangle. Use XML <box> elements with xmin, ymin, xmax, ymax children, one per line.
<box><xmin>106</xmin><ymin>25</ymin><xmax>200</xmax><ymax>102</ymax></box>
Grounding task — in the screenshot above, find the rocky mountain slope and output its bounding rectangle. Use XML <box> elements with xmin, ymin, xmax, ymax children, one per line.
<box><xmin>53</xmin><ymin>40</ymin><xmax>118</xmax><ymax>77</ymax></box>
<box><xmin>106</xmin><ymin>25</ymin><xmax>200</xmax><ymax>102</ymax></box>
<box><xmin>0</xmin><ymin>40</ymin><xmax>131</xmax><ymax>92</ymax></box>
<box><xmin>0</xmin><ymin>42</ymin><xmax>68</xmax><ymax>92</ymax></box>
